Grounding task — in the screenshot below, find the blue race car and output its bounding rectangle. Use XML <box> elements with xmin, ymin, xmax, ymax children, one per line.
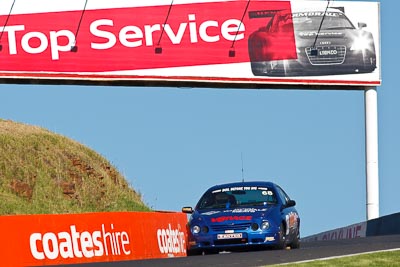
<box><xmin>182</xmin><ymin>181</ymin><xmax>300</xmax><ymax>255</ymax></box>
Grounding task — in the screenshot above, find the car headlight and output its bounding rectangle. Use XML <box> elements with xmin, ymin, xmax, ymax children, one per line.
<box><xmin>350</xmin><ymin>35</ymin><xmax>371</xmax><ymax>51</ymax></box>
<box><xmin>192</xmin><ymin>225</ymin><xmax>208</xmax><ymax>234</ymax></box>
<box><xmin>261</xmin><ymin>221</ymin><xmax>270</xmax><ymax>230</ymax></box>
<box><xmin>192</xmin><ymin>225</ymin><xmax>201</xmax><ymax>234</ymax></box>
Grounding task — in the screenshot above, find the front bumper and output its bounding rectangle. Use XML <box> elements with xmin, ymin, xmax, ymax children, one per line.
<box><xmin>251</xmin><ymin>47</ymin><xmax>376</xmax><ymax>77</ymax></box>
<box><xmin>187</xmin><ymin>230</ymin><xmax>281</xmax><ymax>252</ymax></box>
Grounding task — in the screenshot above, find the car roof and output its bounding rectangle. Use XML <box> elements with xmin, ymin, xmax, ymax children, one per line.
<box><xmin>206</xmin><ymin>181</ymin><xmax>277</xmax><ymax>191</ymax></box>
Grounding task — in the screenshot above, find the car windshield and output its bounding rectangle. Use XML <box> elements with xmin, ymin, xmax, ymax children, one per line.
<box><xmin>292</xmin><ymin>12</ymin><xmax>354</xmax><ymax>31</ymax></box>
<box><xmin>196</xmin><ymin>186</ymin><xmax>278</xmax><ymax>210</ymax></box>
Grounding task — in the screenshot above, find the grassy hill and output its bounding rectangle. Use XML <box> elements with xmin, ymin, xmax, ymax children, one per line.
<box><xmin>0</xmin><ymin>119</ymin><xmax>150</xmax><ymax>215</ymax></box>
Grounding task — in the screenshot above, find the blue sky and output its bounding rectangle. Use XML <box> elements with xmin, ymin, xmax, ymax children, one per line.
<box><xmin>0</xmin><ymin>0</ymin><xmax>398</xmax><ymax>237</ymax></box>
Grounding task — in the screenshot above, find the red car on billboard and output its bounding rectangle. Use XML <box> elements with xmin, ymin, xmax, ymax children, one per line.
<box><xmin>248</xmin><ymin>7</ymin><xmax>377</xmax><ymax>76</ymax></box>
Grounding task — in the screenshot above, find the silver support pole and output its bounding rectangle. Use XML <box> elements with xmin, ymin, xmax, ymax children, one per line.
<box><xmin>364</xmin><ymin>86</ymin><xmax>380</xmax><ymax>220</ymax></box>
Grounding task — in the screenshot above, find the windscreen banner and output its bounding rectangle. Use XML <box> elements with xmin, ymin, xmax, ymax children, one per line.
<box><xmin>0</xmin><ymin>0</ymin><xmax>380</xmax><ymax>87</ymax></box>
<box><xmin>0</xmin><ymin>211</ymin><xmax>187</xmax><ymax>266</ymax></box>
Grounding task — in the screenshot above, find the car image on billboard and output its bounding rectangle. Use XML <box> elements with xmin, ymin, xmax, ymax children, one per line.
<box><xmin>248</xmin><ymin>7</ymin><xmax>377</xmax><ymax>77</ymax></box>
<box><xmin>182</xmin><ymin>181</ymin><xmax>300</xmax><ymax>255</ymax></box>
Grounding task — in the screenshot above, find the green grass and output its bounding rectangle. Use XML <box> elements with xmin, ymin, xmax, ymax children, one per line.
<box><xmin>0</xmin><ymin>119</ymin><xmax>151</xmax><ymax>215</ymax></box>
<box><xmin>271</xmin><ymin>250</ymin><xmax>400</xmax><ymax>266</ymax></box>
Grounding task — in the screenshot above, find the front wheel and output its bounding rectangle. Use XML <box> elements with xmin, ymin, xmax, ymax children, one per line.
<box><xmin>276</xmin><ymin>223</ymin><xmax>287</xmax><ymax>249</ymax></box>
<box><xmin>251</xmin><ymin>61</ymin><xmax>287</xmax><ymax>76</ymax></box>
<box><xmin>251</xmin><ymin>62</ymin><xmax>272</xmax><ymax>76</ymax></box>
<box><xmin>290</xmin><ymin>228</ymin><xmax>301</xmax><ymax>249</ymax></box>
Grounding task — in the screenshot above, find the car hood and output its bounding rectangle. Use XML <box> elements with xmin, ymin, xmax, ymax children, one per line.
<box><xmin>194</xmin><ymin>206</ymin><xmax>277</xmax><ymax>224</ymax></box>
<box><xmin>292</xmin><ymin>28</ymin><xmax>367</xmax><ymax>49</ymax></box>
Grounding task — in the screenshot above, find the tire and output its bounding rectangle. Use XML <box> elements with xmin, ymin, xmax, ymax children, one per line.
<box><xmin>251</xmin><ymin>62</ymin><xmax>270</xmax><ymax>76</ymax></box>
<box><xmin>290</xmin><ymin>228</ymin><xmax>301</xmax><ymax>249</ymax></box>
<box><xmin>276</xmin><ymin>223</ymin><xmax>287</xmax><ymax>250</ymax></box>
<box><xmin>362</xmin><ymin>34</ymin><xmax>376</xmax><ymax>73</ymax></box>
<box><xmin>251</xmin><ymin>61</ymin><xmax>288</xmax><ymax>77</ymax></box>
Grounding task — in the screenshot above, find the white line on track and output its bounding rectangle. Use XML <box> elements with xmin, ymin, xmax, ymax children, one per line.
<box><xmin>277</xmin><ymin>248</ymin><xmax>400</xmax><ymax>266</ymax></box>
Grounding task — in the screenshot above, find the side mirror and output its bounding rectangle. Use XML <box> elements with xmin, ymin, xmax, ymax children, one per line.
<box><xmin>286</xmin><ymin>200</ymin><xmax>296</xmax><ymax>208</ymax></box>
<box><xmin>358</xmin><ymin>22</ymin><xmax>367</xmax><ymax>29</ymax></box>
<box><xmin>182</xmin><ymin>207</ymin><xmax>194</xmax><ymax>214</ymax></box>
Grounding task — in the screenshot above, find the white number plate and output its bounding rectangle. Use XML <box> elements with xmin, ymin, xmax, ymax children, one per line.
<box><xmin>217</xmin><ymin>233</ymin><xmax>243</xmax><ymax>239</ymax></box>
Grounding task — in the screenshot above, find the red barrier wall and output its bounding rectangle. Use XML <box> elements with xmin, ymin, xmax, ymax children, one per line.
<box><xmin>0</xmin><ymin>211</ymin><xmax>187</xmax><ymax>266</ymax></box>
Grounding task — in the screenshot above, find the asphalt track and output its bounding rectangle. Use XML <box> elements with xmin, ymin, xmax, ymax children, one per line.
<box><xmin>57</xmin><ymin>235</ymin><xmax>400</xmax><ymax>267</ymax></box>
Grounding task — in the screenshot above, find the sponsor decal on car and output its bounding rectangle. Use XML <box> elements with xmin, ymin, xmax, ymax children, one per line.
<box><xmin>211</xmin><ymin>216</ymin><xmax>252</xmax><ymax>223</ymax></box>
<box><xmin>232</xmin><ymin>208</ymin><xmax>267</xmax><ymax>213</ymax></box>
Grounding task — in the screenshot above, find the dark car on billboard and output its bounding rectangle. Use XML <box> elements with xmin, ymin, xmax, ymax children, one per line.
<box><xmin>248</xmin><ymin>7</ymin><xmax>377</xmax><ymax>76</ymax></box>
<box><xmin>182</xmin><ymin>181</ymin><xmax>300</xmax><ymax>255</ymax></box>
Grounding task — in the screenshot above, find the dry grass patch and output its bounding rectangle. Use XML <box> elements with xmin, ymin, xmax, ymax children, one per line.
<box><xmin>0</xmin><ymin>119</ymin><xmax>150</xmax><ymax>215</ymax></box>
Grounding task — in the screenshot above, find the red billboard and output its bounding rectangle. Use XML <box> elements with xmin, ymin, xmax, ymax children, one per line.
<box><xmin>0</xmin><ymin>212</ymin><xmax>187</xmax><ymax>266</ymax></box>
<box><xmin>0</xmin><ymin>0</ymin><xmax>380</xmax><ymax>87</ymax></box>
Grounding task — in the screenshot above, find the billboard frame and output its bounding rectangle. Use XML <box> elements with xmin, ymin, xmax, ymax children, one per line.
<box><xmin>0</xmin><ymin>75</ymin><xmax>374</xmax><ymax>90</ymax></box>
<box><xmin>0</xmin><ymin>0</ymin><xmax>381</xmax><ymax>88</ymax></box>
